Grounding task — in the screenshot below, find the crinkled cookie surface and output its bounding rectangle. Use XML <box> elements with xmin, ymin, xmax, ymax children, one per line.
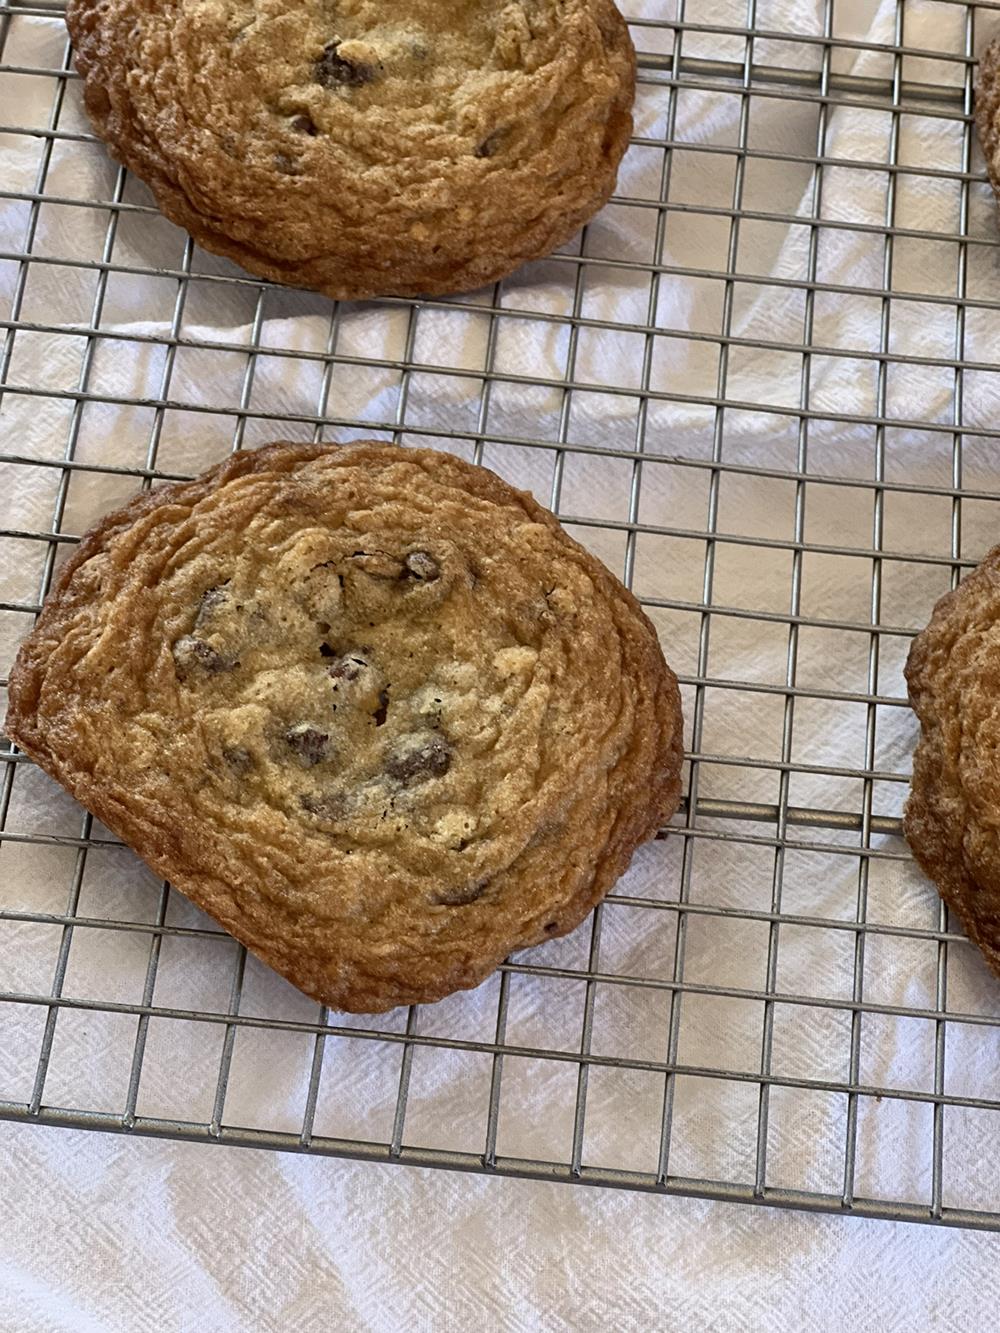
<box><xmin>5</xmin><ymin>443</ymin><xmax>682</xmax><ymax>1012</ymax></box>
<box><xmin>66</xmin><ymin>0</ymin><xmax>636</xmax><ymax>297</ymax></box>
<box><xmin>905</xmin><ymin>545</ymin><xmax>1000</xmax><ymax>982</ymax></box>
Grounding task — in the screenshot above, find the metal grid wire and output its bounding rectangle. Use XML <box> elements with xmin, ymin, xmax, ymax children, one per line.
<box><xmin>5</xmin><ymin>0</ymin><xmax>1000</xmax><ymax>1229</ymax></box>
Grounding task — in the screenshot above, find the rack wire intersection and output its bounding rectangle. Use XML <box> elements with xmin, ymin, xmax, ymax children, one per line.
<box><xmin>3</xmin><ymin>0</ymin><xmax>1000</xmax><ymax>1230</ymax></box>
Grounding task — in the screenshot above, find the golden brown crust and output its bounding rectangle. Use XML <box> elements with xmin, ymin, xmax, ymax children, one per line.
<box><xmin>5</xmin><ymin>442</ymin><xmax>683</xmax><ymax>1012</ymax></box>
<box><xmin>904</xmin><ymin>545</ymin><xmax>1000</xmax><ymax>979</ymax></box>
<box><xmin>65</xmin><ymin>0</ymin><xmax>636</xmax><ymax>299</ymax></box>
<box><xmin>976</xmin><ymin>37</ymin><xmax>1000</xmax><ymax>200</ymax></box>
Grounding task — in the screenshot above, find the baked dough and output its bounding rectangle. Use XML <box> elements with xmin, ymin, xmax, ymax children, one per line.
<box><xmin>5</xmin><ymin>442</ymin><xmax>683</xmax><ymax>1012</ymax></box>
<box><xmin>66</xmin><ymin>0</ymin><xmax>636</xmax><ymax>298</ymax></box>
<box><xmin>905</xmin><ymin>545</ymin><xmax>1000</xmax><ymax>979</ymax></box>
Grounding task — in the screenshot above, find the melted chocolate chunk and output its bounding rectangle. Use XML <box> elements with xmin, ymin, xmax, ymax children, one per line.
<box><xmin>200</xmin><ymin>583</ymin><xmax>229</xmax><ymax>610</ymax></box>
<box><xmin>194</xmin><ymin>583</ymin><xmax>230</xmax><ymax>629</ymax></box>
<box><xmin>386</xmin><ymin>735</ymin><xmax>452</xmax><ymax>784</ymax></box>
<box><xmin>475</xmin><ymin>129</ymin><xmax>506</xmax><ymax>159</ymax></box>
<box><xmin>328</xmin><ymin>653</ymin><xmax>368</xmax><ymax>682</ymax></box>
<box><xmin>404</xmin><ymin>551</ymin><xmax>440</xmax><ymax>582</ymax></box>
<box><xmin>285</xmin><ymin>724</ymin><xmax>331</xmax><ymax>767</ymax></box>
<box><xmin>316</xmin><ymin>41</ymin><xmax>376</xmax><ymax>88</ymax></box>
<box><xmin>172</xmin><ymin>636</ymin><xmax>233</xmax><ymax>675</ymax></box>
<box><xmin>434</xmin><ymin>880</ymin><xmax>489</xmax><ymax>907</ymax></box>
<box><xmin>373</xmin><ymin>688</ymin><xmax>390</xmax><ymax>727</ymax></box>
<box><xmin>221</xmin><ymin>746</ymin><xmax>253</xmax><ymax>775</ymax></box>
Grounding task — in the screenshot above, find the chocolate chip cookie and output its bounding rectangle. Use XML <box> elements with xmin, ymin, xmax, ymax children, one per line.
<box><xmin>905</xmin><ymin>547</ymin><xmax>1000</xmax><ymax>980</ymax></box>
<box><xmin>5</xmin><ymin>443</ymin><xmax>683</xmax><ymax>1012</ymax></box>
<box><xmin>65</xmin><ymin>0</ymin><xmax>636</xmax><ymax>299</ymax></box>
<box><xmin>977</xmin><ymin>38</ymin><xmax>1000</xmax><ymax>215</ymax></box>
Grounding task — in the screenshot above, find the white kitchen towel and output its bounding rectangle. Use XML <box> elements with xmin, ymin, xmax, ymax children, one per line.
<box><xmin>0</xmin><ymin>1117</ymin><xmax>999</xmax><ymax>1333</ymax></box>
<box><xmin>4</xmin><ymin>0</ymin><xmax>1000</xmax><ymax>1326</ymax></box>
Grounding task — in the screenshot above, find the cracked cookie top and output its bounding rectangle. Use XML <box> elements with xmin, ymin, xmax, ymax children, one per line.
<box><xmin>5</xmin><ymin>442</ymin><xmax>682</xmax><ymax>1012</ymax></box>
<box><xmin>66</xmin><ymin>0</ymin><xmax>636</xmax><ymax>298</ymax></box>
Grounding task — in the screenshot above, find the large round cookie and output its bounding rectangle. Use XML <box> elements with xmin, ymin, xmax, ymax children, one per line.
<box><xmin>905</xmin><ymin>547</ymin><xmax>1000</xmax><ymax>980</ymax></box>
<box><xmin>65</xmin><ymin>0</ymin><xmax>636</xmax><ymax>299</ymax></box>
<box><xmin>5</xmin><ymin>443</ymin><xmax>683</xmax><ymax>1012</ymax></box>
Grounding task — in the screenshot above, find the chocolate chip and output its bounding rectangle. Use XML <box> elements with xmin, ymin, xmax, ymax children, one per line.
<box><xmin>544</xmin><ymin>921</ymin><xmax>559</xmax><ymax>934</ymax></box>
<box><xmin>328</xmin><ymin>653</ymin><xmax>368</xmax><ymax>682</ymax></box>
<box><xmin>316</xmin><ymin>41</ymin><xmax>376</xmax><ymax>88</ymax></box>
<box><xmin>194</xmin><ymin>583</ymin><xmax>230</xmax><ymax>628</ymax></box>
<box><xmin>475</xmin><ymin>129</ymin><xmax>506</xmax><ymax>159</ymax></box>
<box><xmin>201</xmin><ymin>583</ymin><xmax>229</xmax><ymax>610</ymax></box>
<box><xmin>373</xmin><ymin>688</ymin><xmax>390</xmax><ymax>727</ymax></box>
<box><xmin>386</xmin><ymin>735</ymin><xmax>452</xmax><ymax>784</ymax></box>
<box><xmin>285</xmin><ymin>724</ymin><xmax>331</xmax><ymax>767</ymax></box>
<box><xmin>291</xmin><ymin>114</ymin><xmax>318</xmax><ymax>135</ymax></box>
<box><xmin>404</xmin><ymin>551</ymin><xmax>440</xmax><ymax>581</ymax></box>
<box><xmin>319</xmin><ymin>642</ymin><xmax>336</xmax><ymax>658</ymax></box>
<box><xmin>434</xmin><ymin>880</ymin><xmax>489</xmax><ymax>907</ymax></box>
<box><xmin>172</xmin><ymin>636</ymin><xmax>233</xmax><ymax>674</ymax></box>
<box><xmin>221</xmin><ymin>746</ymin><xmax>253</xmax><ymax>775</ymax></box>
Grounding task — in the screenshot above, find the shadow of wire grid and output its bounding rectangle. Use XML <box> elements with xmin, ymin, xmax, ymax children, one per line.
<box><xmin>3</xmin><ymin>0</ymin><xmax>1000</xmax><ymax>1228</ymax></box>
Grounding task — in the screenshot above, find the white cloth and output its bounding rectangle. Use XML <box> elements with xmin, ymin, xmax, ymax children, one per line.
<box><xmin>3</xmin><ymin>0</ymin><xmax>1000</xmax><ymax>1326</ymax></box>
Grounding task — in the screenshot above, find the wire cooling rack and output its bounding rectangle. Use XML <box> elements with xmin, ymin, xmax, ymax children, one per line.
<box><xmin>6</xmin><ymin>0</ymin><xmax>1000</xmax><ymax>1231</ymax></box>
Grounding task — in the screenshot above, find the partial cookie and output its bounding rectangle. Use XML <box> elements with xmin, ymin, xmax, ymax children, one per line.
<box><xmin>4</xmin><ymin>443</ymin><xmax>683</xmax><ymax>1013</ymax></box>
<box><xmin>65</xmin><ymin>0</ymin><xmax>636</xmax><ymax>299</ymax></box>
<box><xmin>977</xmin><ymin>37</ymin><xmax>1000</xmax><ymax>207</ymax></box>
<box><xmin>905</xmin><ymin>546</ymin><xmax>1000</xmax><ymax>980</ymax></box>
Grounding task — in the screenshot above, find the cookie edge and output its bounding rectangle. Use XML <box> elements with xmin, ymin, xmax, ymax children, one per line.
<box><xmin>903</xmin><ymin>546</ymin><xmax>1000</xmax><ymax>980</ymax></box>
